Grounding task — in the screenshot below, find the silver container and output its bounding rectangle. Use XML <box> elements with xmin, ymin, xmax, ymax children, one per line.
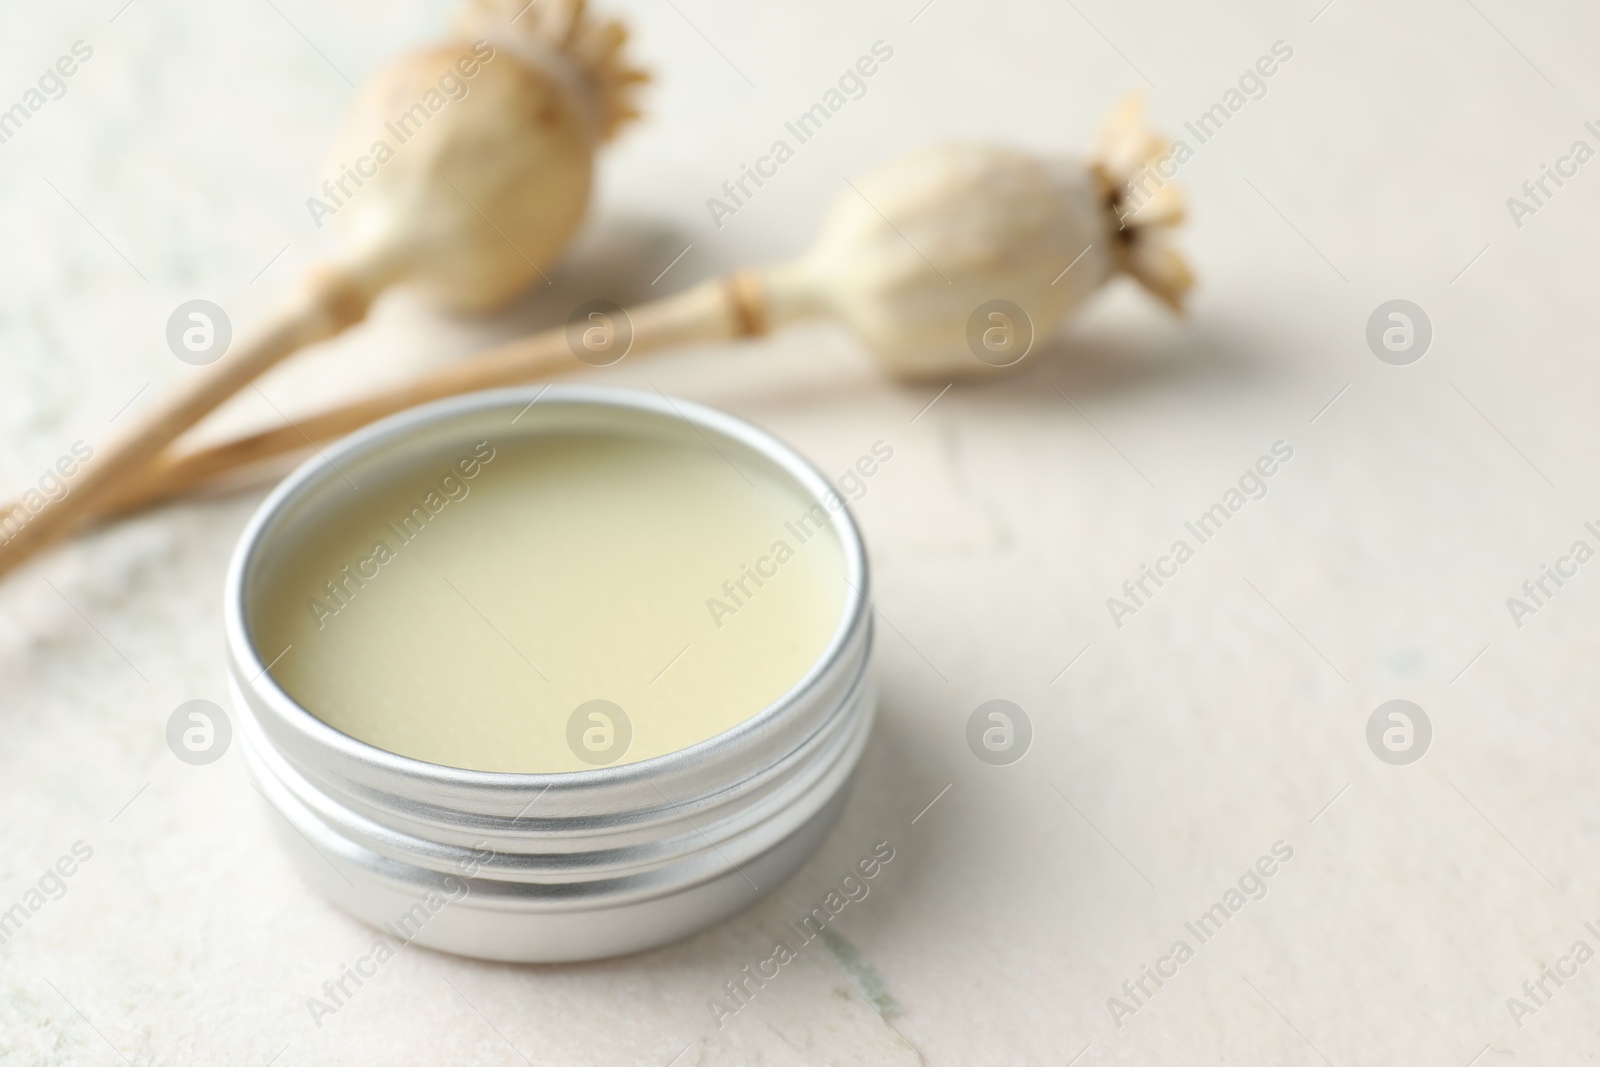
<box><xmin>223</xmin><ymin>386</ymin><xmax>873</xmax><ymax>962</ymax></box>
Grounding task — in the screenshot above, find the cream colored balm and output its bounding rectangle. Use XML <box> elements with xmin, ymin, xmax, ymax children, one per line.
<box><xmin>252</xmin><ymin>431</ymin><xmax>848</xmax><ymax>773</ymax></box>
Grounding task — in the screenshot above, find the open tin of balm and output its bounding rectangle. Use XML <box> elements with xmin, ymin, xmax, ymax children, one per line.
<box><xmin>224</xmin><ymin>386</ymin><xmax>873</xmax><ymax>961</ymax></box>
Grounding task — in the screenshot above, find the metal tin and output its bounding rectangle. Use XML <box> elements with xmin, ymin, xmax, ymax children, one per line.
<box><xmin>223</xmin><ymin>386</ymin><xmax>873</xmax><ymax>962</ymax></box>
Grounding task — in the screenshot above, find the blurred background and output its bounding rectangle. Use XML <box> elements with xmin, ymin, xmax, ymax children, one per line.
<box><xmin>3</xmin><ymin>0</ymin><xmax>1600</xmax><ymax>1062</ymax></box>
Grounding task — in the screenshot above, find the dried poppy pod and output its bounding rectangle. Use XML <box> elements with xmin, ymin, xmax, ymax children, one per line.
<box><xmin>757</xmin><ymin>96</ymin><xmax>1191</xmax><ymax>379</ymax></box>
<box><xmin>329</xmin><ymin>0</ymin><xmax>648</xmax><ymax>310</ymax></box>
<box><xmin>0</xmin><ymin>0</ymin><xmax>646</xmax><ymax>580</ymax></box>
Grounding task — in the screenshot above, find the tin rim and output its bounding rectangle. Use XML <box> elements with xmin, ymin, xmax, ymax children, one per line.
<box><xmin>223</xmin><ymin>384</ymin><xmax>871</xmax><ymax>801</ymax></box>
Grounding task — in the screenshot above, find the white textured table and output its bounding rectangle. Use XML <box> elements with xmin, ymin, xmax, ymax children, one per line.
<box><xmin>4</xmin><ymin>1</ymin><xmax>1599</xmax><ymax>1063</ymax></box>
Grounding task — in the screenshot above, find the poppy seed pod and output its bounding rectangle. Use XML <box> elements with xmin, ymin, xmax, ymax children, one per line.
<box><xmin>326</xmin><ymin>0</ymin><xmax>648</xmax><ymax>310</ymax></box>
<box><xmin>758</xmin><ymin>96</ymin><xmax>1191</xmax><ymax>378</ymax></box>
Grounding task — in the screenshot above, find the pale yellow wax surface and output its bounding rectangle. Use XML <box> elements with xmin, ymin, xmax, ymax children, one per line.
<box><xmin>251</xmin><ymin>432</ymin><xmax>846</xmax><ymax>773</ymax></box>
